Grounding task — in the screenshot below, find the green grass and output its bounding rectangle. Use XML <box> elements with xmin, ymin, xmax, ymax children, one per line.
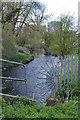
<box><xmin>11</xmin><ymin>53</ymin><xmax>34</xmax><ymax>64</ymax></box>
<box><xmin>53</xmin><ymin>81</ymin><xmax>78</xmax><ymax>102</ymax></box>
<box><xmin>24</xmin><ymin>44</ymin><xmax>32</xmax><ymax>49</ymax></box>
<box><xmin>2</xmin><ymin>44</ymin><xmax>34</xmax><ymax>68</ymax></box>
<box><xmin>2</xmin><ymin>53</ymin><xmax>34</xmax><ymax>68</ymax></box>
<box><xmin>1</xmin><ymin>96</ymin><xmax>79</xmax><ymax>119</ymax></box>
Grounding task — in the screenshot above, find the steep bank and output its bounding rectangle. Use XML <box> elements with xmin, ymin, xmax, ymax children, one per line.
<box><xmin>2</xmin><ymin>46</ymin><xmax>34</xmax><ymax>69</ymax></box>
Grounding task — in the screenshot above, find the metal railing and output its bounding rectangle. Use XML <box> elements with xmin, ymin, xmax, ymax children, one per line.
<box><xmin>0</xmin><ymin>59</ymin><xmax>26</xmax><ymax>82</ymax></box>
<box><xmin>0</xmin><ymin>59</ymin><xmax>36</xmax><ymax>102</ymax></box>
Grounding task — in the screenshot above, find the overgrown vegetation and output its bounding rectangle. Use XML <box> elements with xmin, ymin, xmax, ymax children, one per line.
<box><xmin>18</xmin><ymin>49</ymin><xmax>24</xmax><ymax>53</ymax></box>
<box><xmin>1</xmin><ymin>1</ymin><xmax>49</xmax><ymax>64</ymax></box>
<box><xmin>44</xmin><ymin>14</ymin><xmax>78</xmax><ymax>56</ymax></box>
<box><xmin>53</xmin><ymin>54</ymin><xmax>79</xmax><ymax>101</ymax></box>
<box><xmin>1</xmin><ymin>96</ymin><xmax>78</xmax><ymax>119</ymax></box>
<box><xmin>11</xmin><ymin>53</ymin><xmax>34</xmax><ymax>64</ymax></box>
<box><xmin>52</xmin><ymin>81</ymin><xmax>78</xmax><ymax>102</ymax></box>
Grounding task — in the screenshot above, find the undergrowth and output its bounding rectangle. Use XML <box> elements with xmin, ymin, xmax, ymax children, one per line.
<box><xmin>1</xmin><ymin>96</ymin><xmax>79</xmax><ymax>119</ymax></box>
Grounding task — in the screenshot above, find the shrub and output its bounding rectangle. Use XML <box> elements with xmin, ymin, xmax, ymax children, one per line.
<box><xmin>11</xmin><ymin>53</ymin><xmax>34</xmax><ymax>64</ymax></box>
<box><xmin>18</xmin><ymin>49</ymin><xmax>24</xmax><ymax>53</ymax></box>
<box><xmin>2</xmin><ymin>97</ymin><xmax>78</xmax><ymax>119</ymax></box>
<box><xmin>24</xmin><ymin>44</ymin><xmax>31</xmax><ymax>49</ymax></box>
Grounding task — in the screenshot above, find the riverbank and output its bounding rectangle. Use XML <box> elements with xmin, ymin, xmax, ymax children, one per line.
<box><xmin>2</xmin><ymin>46</ymin><xmax>34</xmax><ymax>69</ymax></box>
<box><xmin>2</xmin><ymin>54</ymin><xmax>34</xmax><ymax>70</ymax></box>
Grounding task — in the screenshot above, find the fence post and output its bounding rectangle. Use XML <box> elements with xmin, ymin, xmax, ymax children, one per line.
<box><xmin>67</xmin><ymin>55</ymin><xmax>70</xmax><ymax>85</ymax></box>
<box><xmin>64</xmin><ymin>55</ymin><xmax>66</xmax><ymax>85</ymax></box>
<box><xmin>71</xmin><ymin>55</ymin><xmax>73</xmax><ymax>83</ymax></box>
<box><xmin>57</xmin><ymin>56</ymin><xmax>60</xmax><ymax>89</ymax></box>
<box><xmin>75</xmin><ymin>54</ymin><xmax>77</xmax><ymax>81</ymax></box>
<box><xmin>23</xmin><ymin>65</ymin><xmax>27</xmax><ymax>82</ymax></box>
<box><xmin>60</xmin><ymin>56</ymin><xmax>63</xmax><ymax>89</ymax></box>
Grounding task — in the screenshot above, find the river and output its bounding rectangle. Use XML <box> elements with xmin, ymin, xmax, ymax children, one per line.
<box><xmin>2</xmin><ymin>54</ymin><xmax>59</xmax><ymax>106</ymax></box>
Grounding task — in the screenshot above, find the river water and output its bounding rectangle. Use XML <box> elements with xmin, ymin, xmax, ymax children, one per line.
<box><xmin>2</xmin><ymin>54</ymin><xmax>59</xmax><ymax>106</ymax></box>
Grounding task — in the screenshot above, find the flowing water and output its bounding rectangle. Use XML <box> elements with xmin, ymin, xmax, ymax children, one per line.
<box><xmin>2</xmin><ymin>55</ymin><xmax>58</xmax><ymax>106</ymax></box>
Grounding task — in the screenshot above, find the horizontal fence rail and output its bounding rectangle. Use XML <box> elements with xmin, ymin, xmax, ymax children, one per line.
<box><xmin>0</xmin><ymin>59</ymin><xmax>27</xmax><ymax>99</ymax></box>
<box><xmin>0</xmin><ymin>77</ymin><xmax>25</xmax><ymax>82</ymax></box>
<box><xmin>0</xmin><ymin>59</ymin><xmax>26</xmax><ymax>82</ymax></box>
<box><xmin>0</xmin><ymin>93</ymin><xmax>36</xmax><ymax>102</ymax></box>
<box><xmin>0</xmin><ymin>59</ymin><xmax>24</xmax><ymax>66</ymax></box>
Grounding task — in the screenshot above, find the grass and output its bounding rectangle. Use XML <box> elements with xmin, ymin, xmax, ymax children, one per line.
<box><xmin>2</xmin><ymin>44</ymin><xmax>34</xmax><ymax>68</ymax></box>
<box><xmin>24</xmin><ymin>44</ymin><xmax>32</xmax><ymax>49</ymax></box>
<box><xmin>2</xmin><ymin>53</ymin><xmax>34</xmax><ymax>68</ymax></box>
<box><xmin>11</xmin><ymin>53</ymin><xmax>34</xmax><ymax>64</ymax></box>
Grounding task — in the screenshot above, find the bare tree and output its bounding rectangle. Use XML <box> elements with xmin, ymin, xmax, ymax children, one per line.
<box><xmin>1</xmin><ymin>1</ymin><xmax>38</xmax><ymax>36</ymax></box>
<box><xmin>27</xmin><ymin>2</ymin><xmax>51</xmax><ymax>31</ymax></box>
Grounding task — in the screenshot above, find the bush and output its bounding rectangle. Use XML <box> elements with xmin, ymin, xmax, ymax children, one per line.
<box><xmin>24</xmin><ymin>44</ymin><xmax>31</xmax><ymax>49</ymax></box>
<box><xmin>18</xmin><ymin>49</ymin><xmax>24</xmax><ymax>53</ymax></box>
<box><xmin>11</xmin><ymin>53</ymin><xmax>34</xmax><ymax>64</ymax></box>
<box><xmin>2</xmin><ymin>97</ymin><xmax>78</xmax><ymax>119</ymax></box>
